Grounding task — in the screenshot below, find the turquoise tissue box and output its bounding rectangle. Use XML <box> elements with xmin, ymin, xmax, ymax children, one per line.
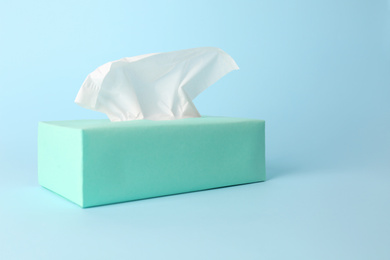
<box><xmin>38</xmin><ymin>116</ymin><xmax>265</xmax><ymax>208</ymax></box>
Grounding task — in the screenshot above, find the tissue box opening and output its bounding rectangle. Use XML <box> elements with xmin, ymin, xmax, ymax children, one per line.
<box><xmin>38</xmin><ymin>116</ymin><xmax>265</xmax><ymax>208</ymax></box>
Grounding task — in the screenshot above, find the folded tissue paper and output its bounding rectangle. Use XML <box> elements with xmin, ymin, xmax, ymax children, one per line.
<box><xmin>38</xmin><ymin>47</ymin><xmax>265</xmax><ymax>208</ymax></box>
<box><xmin>75</xmin><ymin>47</ymin><xmax>239</xmax><ymax>121</ymax></box>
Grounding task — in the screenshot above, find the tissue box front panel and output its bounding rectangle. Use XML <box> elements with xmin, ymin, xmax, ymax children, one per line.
<box><xmin>38</xmin><ymin>117</ymin><xmax>265</xmax><ymax>208</ymax></box>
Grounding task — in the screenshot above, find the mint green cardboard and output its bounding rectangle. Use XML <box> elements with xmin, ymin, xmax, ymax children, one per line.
<box><xmin>38</xmin><ymin>116</ymin><xmax>265</xmax><ymax>208</ymax></box>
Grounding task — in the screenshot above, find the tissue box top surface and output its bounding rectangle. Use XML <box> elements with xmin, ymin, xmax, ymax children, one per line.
<box><xmin>41</xmin><ymin>116</ymin><xmax>264</xmax><ymax>129</ymax></box>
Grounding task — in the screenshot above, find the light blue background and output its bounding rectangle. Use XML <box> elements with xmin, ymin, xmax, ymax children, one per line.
<box><xmin>1</xmin><ymin>0</ymin><xmax>389</xmax><ymax>259</ymax></box>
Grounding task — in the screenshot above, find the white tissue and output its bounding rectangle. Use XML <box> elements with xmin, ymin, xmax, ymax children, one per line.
<box><xmin>75</xmin><ymin>47</ymin><xmax>239</xmax><ymax>121</ymax></box>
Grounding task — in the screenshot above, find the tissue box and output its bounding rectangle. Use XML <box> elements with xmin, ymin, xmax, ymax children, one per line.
<box><xmin>38</xmin><ymin>116</ymin><xmax>265</xmax><ymax>208</ymax></box>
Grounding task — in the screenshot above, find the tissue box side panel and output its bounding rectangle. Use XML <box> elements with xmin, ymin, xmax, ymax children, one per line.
<box><xmin>38</xmin><ymin>123</ymin><xmax>84</xmax><ymax>207</ymax></box>
<box><xmin>82</xmin><ymin>119</ymin><xmax>265</xmax><ymax>207</ymax></box>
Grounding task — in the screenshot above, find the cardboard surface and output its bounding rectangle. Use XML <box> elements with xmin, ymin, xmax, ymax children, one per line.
<box><xmin>38</xmin><ymin>116</ymin><xmax>265</xmax><ymax>207</ymax></box>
